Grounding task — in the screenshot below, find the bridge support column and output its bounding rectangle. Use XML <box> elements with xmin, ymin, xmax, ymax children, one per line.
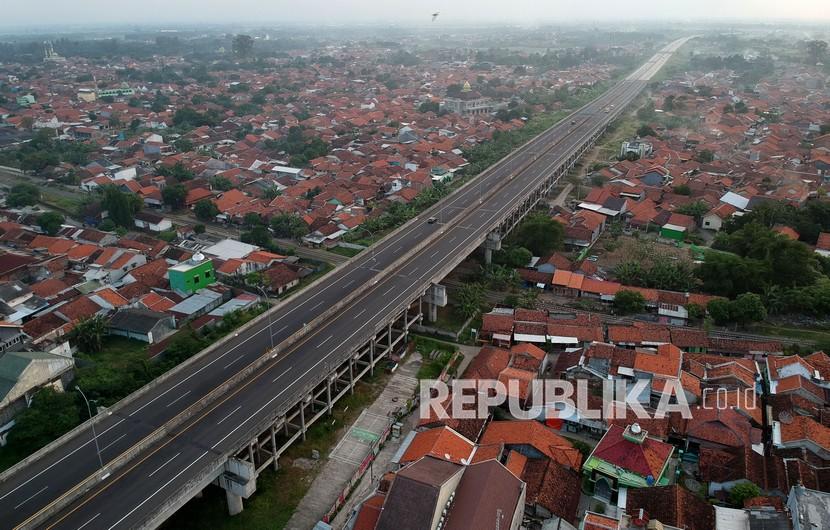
<box><xmin>483</xmin><ymin>232</ymin><xmax>502</xmax><ymax>265</ymax></box>
<box><xmin>299</xmin><ymin>399</ymin><xmax>307</xmax><ymax>441</ymax></box>
<box><xmin>421</xmin><ymin>284</ymin><xmax>447</xmax><ymax>323</ymax></box>
<box><xmin>226</xmin><ymin>490</ymin><xmax>244</xmax><ymax>516</ymax></box>
<box><xmin>270</xmin><ymin>426</ymin><xmax>279</xmax><ymax>471</ymax></box>
<box><xmin>369</xmin><ymin>339</ymin><xmax>376</xmax><ymax>376</ymax></box>
<box><xmin>326</xmin><ymin>375</ymin><xmax>333</xmax><ymax>413</ymax></box>
<box><xmin>218</xmin><ymin>458</ymin><xmax>256</xmax><ymax>517</ymax></box>
<box><xmin>348</xmin><ymin>358</ymin><xmax>355</xmax><ymax>395</ymax></box>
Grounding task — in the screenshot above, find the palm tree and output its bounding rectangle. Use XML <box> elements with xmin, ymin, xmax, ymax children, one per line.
<box><xmin>71</xmin><ymin>315</ymin><xmax>108</xmax><ymax>353</ymax></box>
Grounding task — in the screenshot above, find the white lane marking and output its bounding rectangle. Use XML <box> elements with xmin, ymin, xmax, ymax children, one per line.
<box><xmin>223</xmin><ymin>355</ymin><xmax>245</xmax><ymax>370</ymax></box>
<box><xmin>100</xmin><ymin>433</ymin><xmax>128</xmax><ymax>454</ymax></box>
<box><xmin>382</xmin><ymin>286</ymin><xmax>396</xmax><ymax>297</ymax></box>
<box><xmin>342</xmin><ymin>279</ymin><xmax>355</xmax><ymax>288</ymax></box>
<box><xmin>216</xmin><ymin>406</ymin><xmax>242</xmax><ymax>426</ymax></box>
<box><xmin>107</xmin><ymin>451</ymin><xmax>209</xmax><ymax>530</ymax></box>
<box><xmin>166</xmin><ymin>391</ymin><xmax>191</xmax><ymax>408</ymax></box>
<box><xmin>448</xmin><ymin>236</ymin><xmax>457</xmax><ymax>243</ymax></box>
<box><xmin>77</xmin><ymin>513</ymin><xmax>101</xmax><ymax>530</ymax></box>
<box><xmin>352</xmin><ymin>308</ymin><xmax>367</xmax><ymax>320</ymax></box>
<box><xmin>148</xmin><ymin>452</ymin><xmax>181</xmax><ymax>478</ymax></box>
<box><xmin>429</xmin><ymin>250</ymin><xmax>440</xmax><ymax>259</ymax></box>
<box><xmin>274</xmin><ymin>324</ymin><xmax>289</xmax><ymax>334</ymax></box>
<box><xmin>318</xmin><ymin>335</ymin><xmax>333</xmax><ymax>346</ymax></box>
<box><xmin>410</xmin><ymin>267</ymin><xmax>419</xmax><ymax>275</ymax></box>
<box><xmin>309</xmin><ymin>300</ymin><xmax>325</xmax><ymax>311</ymax></box>
<box><xmin>0</xmin><ymin>418</ymin><xmax>124</xmax><ymax>501</ymax></box>
<box><xmin>13</xmin><ymin>486</ymin><xmax>47</xmax><ymax>509</ymax></box>
<box><xmin>271</xmin><ymin>366</ymin><xmax>293</xmax><ymax>384</ymax></box>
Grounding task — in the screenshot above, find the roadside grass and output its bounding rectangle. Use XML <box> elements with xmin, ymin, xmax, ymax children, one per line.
<box><xmin>412</xmin><ymin>335</ymin><xmax>457</xmax><ymax>379</ymax></box>
<box><xmin>327</xmin><ymin>245</ymin><xmax>362</xmax><ymax>258</ymax></box>
<box><xmin>162</xmin><ymin>372</ymin><xmax>390</xmax><ymax>530</ymax></box>
<box><xmin>747</xmin><ymin>323</ymin><xmax>830</xmax><ymax>346</ymax></box>
<box><xmin>40</xmin><ymin>190</ymin><xmax>83</xmax><ymax>214</ymax></box>
<box><xmin>432</xmin><ymin>304</ymin><xmax>468</xmax><ymax>333</ymax></box>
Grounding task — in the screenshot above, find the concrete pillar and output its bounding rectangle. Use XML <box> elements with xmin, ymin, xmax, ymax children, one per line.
<box><xmin>484</xmin><ymin>247</ymin><xmax>493</xmax><ymax>265</ymax></box>
<box><xmin>270</xmin><ymin>426</ymin><xmax>279</xmax><ymax>471</ymax></box>
<box><xmin>299</xmin><ymin>401</ymin><xmax>306</xmax><ymax>441</ymax></box>
<box><xmin>387</xmin><ymin>322</ymin><xmax>393</xmax><ymax>350</ymax></box>
<box><xmin>226</xmin><ymin>490</ymin><xmax>244</xmax><ymax>516</ymax></box>
<box><xmin>348</xmin><ymin>358</ymin><xmax>355</xmax><ymax>395</ymax></box>
<box><xmin>428</xmin><ymin>301</ymin><xmax>438</xmax><ymax>322</ymax></box>
<box><xmin>326</xmin><ymin>376</ymin><xmax>333</xmax><ymax>413</ymax></box>
<box><xmin>248</xmin><ymin>444</ymin><xmax>255</xmax><ymax>466</ymax></box>
<box><xmin>369</xmin><ymin>339</ymin><xmax>375</xmax><ymax>376</ymax></box>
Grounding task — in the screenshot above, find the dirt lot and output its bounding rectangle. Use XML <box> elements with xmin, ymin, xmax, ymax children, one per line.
<box><xmin>589</xmin><ymin>232</ymin><xmax>696</xmax><ymax>272</ymax></box>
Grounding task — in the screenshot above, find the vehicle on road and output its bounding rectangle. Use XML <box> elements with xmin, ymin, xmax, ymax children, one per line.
<box><xmin>427</xmin><ymin>217</ymin><xmax>437</xmax><ymax>224</ymax></box>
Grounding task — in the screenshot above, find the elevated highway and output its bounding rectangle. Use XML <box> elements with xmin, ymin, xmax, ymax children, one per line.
<box><xmin>0</xmin><ymin>37</ymin><xmax>690</xmax><ymax>530</ymax></box>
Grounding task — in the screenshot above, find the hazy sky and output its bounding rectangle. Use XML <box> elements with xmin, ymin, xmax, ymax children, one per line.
<box><xmin>2</xmin><ymin>0</ymin><xmax>829</xmax><ymax>28</ymax></box>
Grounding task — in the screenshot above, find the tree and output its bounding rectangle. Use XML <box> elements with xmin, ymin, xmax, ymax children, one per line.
<box><xmin>614</xmin><ymin>290</ymin><xmax>646</xmax><ymax>315</ymax></box>
<box><xmin>5</xmin><ymin>388</ymin><xmax>80</xmax><ymax>454</ymax></box>
<box><xmin>731</xmin><ymin>293</ymin><xmax>767</xmax><ymax>325</ymax></box>
<box><xmin>707</xmin><ymin>298</ymin><xmax>733</xmax><ymax>325</ymax></box>
<box><xmin>636</xmin><ymin>124</ymin><xmax>656</xmax><ymax>137</ymax></box>
<box><xmin>494</xmin><ymin>246</ymin><xmax>533</xmax><ymax>268</ymax></box>
<box><xmin>194</xmin><ymin>199</ymin><xmax>219</xmax><ymax>221</ymax></box>
<box><xmin>71</xmin><ymin>315</ymin><xmax>108</xmax><ymax>353</ymax></box>
<box><xmin>37</xmin><ymin>211</ymin><xmax>64</xmax><ymax>235</ymax></box>
<box><xmin>210</xmin><ymin>176</ymin><xmax>233</xmax><ymax>191</ymax></box>
<box><xmin>419</xmin><ymin>101</ymin><xmax>440</xmax><ymax>114</ymax></box>
<box><xmin>101</xmin><ymin>185</ymin><xmax>140</xmax><ymax>228</ymax></box>
<box><xmin>270</xmin><ymin>214</ymin><xmax>308</xmax><ymax>239</ymax></box>
<box><xmin>243</xmin><ymin>212</ymin><xmax>262</xmax><ymax>228</ymax></box>
<box><xmin>676</xmin><ymin>201</ymin><xmax>710</xmax><ymax>224</ymax></box>
<box><xmin>162</xmin><ymin>183</ymin><xmax>187</xmax><ymax>210</ymax></box>
<box><xmin>674</xmin><ymin>184</ymin><xmax>691</xmax><ymax>196</ymax></box>
<box><xmin>232</xmin><ymin>34</ymin><xmax>255</xmax><ymax>59</ymax></box>
<box><xmin>456</xmin><ymin>283</ymin><xmax>484</xmax><ymax>320</ymax></box>
<box><xmin>509</xmin><ymin>213</ymin><xmax>563</xmax><ymax>257</ymax></box>
<box><xmin>695</xmin><ymin>150</ymin><xmax>715</xmax><ymax>163</ymax></box>
<box><xmin>174</xmin><ymin>138</ymin><xmax>193</xmax><ymax>153</ymax></box>
<box><xmin>806</xmin><ymin>40</ymin><xmax>828</xmax><ymax>64</ymax></box>
<box><xmin>194</xmin><ymin>224</ymin><xmax>206</xmax><ymax>234</ymax></box>
<box><xmin>98</xmin><ymin>218</ymin><xmax>116</xmax><ymax>232</ymax></box>
<box><xmin>6</xmin><ymin>183</ymin><xmax>40</xmax><ymax>207</ymax></box>
<box><xmin>729</xmin><ymin>482</ymin><xmax>761</xmax><ymax>507</ymax></box>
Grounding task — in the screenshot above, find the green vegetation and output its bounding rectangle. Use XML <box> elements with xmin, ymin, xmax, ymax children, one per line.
<box><xmin>101</xmin><ymin>185</ymin><xmax>143</xmax><ymax>228</ymax></box>
<box><xmin>507</xmin><ymin>213</ymin><xmax>564</xmax><ymax>257</ymax></box>
<box><xmin>264</xmin><ymin>126</ymin><xmax>329</xmax><ymax>167</ymax></box>
<box><xmin>412</xmin><ymin>336</ymin><xmax>458</xmax><ymax>380</ymax></box>
<box><xmin>162</xmin><ymin>183</ymin><xmax>188</xmax><ymax>209</ymax></box>
<box><xmin>614</xmin><ymin>289</ymin><xmax>646</xmax><ymax>315</ymax></box>
<box><xmin>728</xmin><ymin>482</ymin><xmax>761</xmax><ymax>507</ymax></box>
<box><xmin>0</xmin><ymin>129</ymin><xmax>94</xmax><ymax>173</ymax></box>
<box><xmin>615</xmin><ymin>258</ymin><xmax>695</xmax><ymax>292</ymax></box>
<box><xmin>707</xmin><ymin>294</ymin><xmax>767</xmax><ymax>326</ymax></box>
<box><xmin>6</xmin><ymin>182</ymin><xmax>40</xmax><ymax>207</ymax></box>
<box><xmin>327</xmin><ymin>246</ymin><xmax>361</xmax><ymax>258</ymax></box>
<box><xmin>270</xmin><ymin>214</ymin><xmax>309</xmax><ymax>239</ymax></box>
<box><xmin>36</xmin><ymin>211</ymin><xmax>64</xmax><ymax>235</ymax></box>
<box><xmin>194</xmin><ymin>199</ymin><xmax>219</xmax><ymax>221</ymax></box>
<box><xmin>455</xmin><ymin>282</ymin><xmax>485</xmax><ymax>320</ymax></box>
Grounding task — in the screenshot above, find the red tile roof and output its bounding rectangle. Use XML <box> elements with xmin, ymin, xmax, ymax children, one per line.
<box><xmin>590</xmin><ymin>424</ymin><xmax>673</xmax><ymax>479</ymax></box>
<box><xmin>480</xmin><ymin>420</ymin><xmax>582</xmax><ymax>470</ymax></box>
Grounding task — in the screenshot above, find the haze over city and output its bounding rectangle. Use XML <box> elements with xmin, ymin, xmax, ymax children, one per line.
<box><xmin>2</xmin><ymin>0</ymin><xmax>830</xmax><ymax>28</ymax></box>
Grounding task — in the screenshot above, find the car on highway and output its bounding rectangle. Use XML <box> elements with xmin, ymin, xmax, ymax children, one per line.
<box><xmin>427</xmin><ymin>217</ymin><xmax>437</xmax><ymax>224</ymax></box>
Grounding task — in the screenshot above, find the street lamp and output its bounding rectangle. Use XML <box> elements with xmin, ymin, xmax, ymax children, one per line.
<box><xmin>76</xmin><ymin>385</ymin><xmax>107</xmax><ymax>478</ymax></box>
<box><xmin>256</xmin><ymin>286</ymin><xmax>275</xmax><ymax>351</ymax></box>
